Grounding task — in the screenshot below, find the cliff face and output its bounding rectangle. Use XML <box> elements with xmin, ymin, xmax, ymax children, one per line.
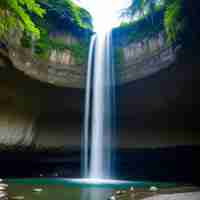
<box><xmin>115</xmin><ymin>32</ymin><xmax>177</xmax><ymax>83</ymax></box>
<box><xmin>3</xmin><ymin>31</ymin><xmax>177</xmax><ymax>88</ymax></box>
<box><xmin>4</xmin><ymin>32</ymin><xmax>86</xmax><ymax>88</ymax></box>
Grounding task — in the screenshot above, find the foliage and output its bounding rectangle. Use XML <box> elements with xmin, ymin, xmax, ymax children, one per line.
<box><xmin>19</xmin><ymin>0</ymin><xmax>92</xmax><ymax>64</ymax></box>
<box><xmin>38</xmin><ymin>0</ymin><xmax>92</xmax><ymax>31</ymax></box>
<box><xmin>116</xmin><ymin>10</ymin><xmax>164</xmax><ymax>44</ymax></box>
<box><xmin>21</xmin><ymin>28</ymin><xmax>89</xmax><ymax>64</ymax></box>
<box><xmin>122</xmin><ymin>0</ymin><xmax>163</xmax><ymax>19</ymax></box>
<box><xmin>164</xmin><ymin>0</ymin><xmax>185</xmax><ymax>42</ymax></box>
<box><xmin>121</xmin><ymin>0</ymin><xmax>185</xmax><ymax>42</ymax></box>
<box><xmin>0</xmin><ymin>0</ymin><xmax>45</xmax><ymax>39</ymax></box>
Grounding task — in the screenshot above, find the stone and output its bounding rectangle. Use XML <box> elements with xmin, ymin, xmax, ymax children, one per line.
<box><xmin>108</xmin><ymin>195</ymin><xmax>116</xmax><ymax>200</ymax></box>
<box><xmin>32</xmin><ymin>188</ymin><xmax>43</xmax><ymax>192</ymax></box>
<box><xmin>0</xmin><ymin>191</ymin><xmax>8</xmax><ymax>200</ymax></box>
<box><xmin>149</xmin><ymin>186</ymin><xmax>159</xmax><ymax>192</ymax></box>
<box><xmin>0</xmin><ymin>184</ymin><xmax>8</xmax><ymax>188</ymax></box>
<box><xmin>0</xmin><ymin>186</ymin><xmax>6</xmax><ymax>191</ymax></box>
<box><xmin>115</xmin><ymin>190</ymin><xmax>122</xmax><ymax>195</ymax></box>
<box><xmin>10</xmin><ymin>196</ymin><xmax>24</xmax><ymax>200</ymax></box>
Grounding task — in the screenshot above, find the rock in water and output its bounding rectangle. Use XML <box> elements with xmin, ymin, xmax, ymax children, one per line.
<box><xmin>33</xmin><ymin>188</ymin><xmax>43</xmax><ymax>193</ymax></box>
<box><xmin>0</xmin><ymin>184</ymin><xmax>8</xmax><ymax>188</ymax></box>
<box><xmin>10</xmin><ymin>196</ymin><xmax>25</xmax><ymax>200</ymax></box>
<box><xmin>149</xmin><ymin>186</ymin><xmax>159</xmax><ymax>192</ymax></box>
<box><xmin>0</xmin><ymin>186</ymin><xmax>6</xmax><ymax>191</ymax></box>
<box><xmin>108</xmin><ymin>195</ymin><xmax>116</xmax><ymax>200</ymax></box>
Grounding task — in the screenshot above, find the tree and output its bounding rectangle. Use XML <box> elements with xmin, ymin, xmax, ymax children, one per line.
<box><xmin>121</xmin><ymin>0</ymin><xmax>146</xmax><ymax>19</ymax></box>
<box><xmin>164</xmin><ymin>0</ymin><xmax>185</xmax><ymax>42</ymax></box>
<box><xmin>122</xmin><ymin>0</ymin><xmax>185</xmax><ymax>42</ymax></box>
<box><xmin>0</xmin><ymin>0</ymin><xmax>45</xmax><ymax>39</ymax></box>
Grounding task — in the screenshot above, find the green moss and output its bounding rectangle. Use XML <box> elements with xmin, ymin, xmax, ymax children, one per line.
<box><xmin>0</xmin><ymin>0</ymin><xmax>45</xmax><ymax>39</ymax></box>
<box><xmin>114</xmin><ymin>10</ymin><xmax>164</xmax><ymax>45</ymax></box>
<box><xmin>21</xmin><ymin>28</ymin><xmax>88</xmax><ymax>64</ymax></box>
<box><xmin>19</xmin><ymin>0</ymin><xmax>91</xmax><ymax>64</ymax></box>
<box><xmin>37</xmin><ymin>0</ymin><xmax>93</xmax><ymax>32</ymax></box>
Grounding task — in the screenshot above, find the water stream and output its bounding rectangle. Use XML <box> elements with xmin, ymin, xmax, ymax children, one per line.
<box><xmin>78</xmin><ymin>0</ymin><xmax>131</xmax><ymax>184</ymax></box>
<box><xmin>83</xmin><ymin>31</ymin><xmax>116</xmax><ymax>179</ymax></box>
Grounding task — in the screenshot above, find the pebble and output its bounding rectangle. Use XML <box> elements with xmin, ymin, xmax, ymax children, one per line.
<box><xmin>10</xmin><ymin>196</ymin><xmax>25</xmax><ymax>200</ymax></box>
<box><xmin>33</xmin><ymin>188</ymin><xmax>43</xmax><ymax>192</ymax></box>
<box><xmin>108</xmin><ymin>195</ymin><xmax>116</xmax><ymax>200</ymax></box>
<box><xmin>115</xmin><ymin>190</ymin><xmax>121</xmax><ymax>195</ymax></box>
<box><xmin>0</xmin><ymin>179</ymin><xmax>3</xmax><ymax>182</ymax></box>
<box><xmin>0</xmin><ymin>191</ymin><xmax>7</xmax><ymax>197</ymax></box>
<box><xmin>149</xmin><ymin>186</ymin><xmax>159</xmax><ymax>192</ymax></box>
<box><xmin>0</xmin><ymin>184</ymin><xmax>8</xmax><ymax>188</ymax></box>
<box><xmin>0</xmin><ymin>186</ymin><xmax>6</xmax><ymax>191</ymax></box>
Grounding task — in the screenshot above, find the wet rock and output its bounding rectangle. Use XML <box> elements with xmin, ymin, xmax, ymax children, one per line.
<box><xmin>0</xmin><ymin>186</ymin><xmax>6</xmax><ymax>191</ymax></box>
<box><xmin>149</xmin><ymin>186</ymin><xmax>159</xmax><ymax>192</ymax></box>
<box><xmin>10</xmin><ymin>196</ymin><xmax>24</xmax><ymax>200</ymax></box>
<box><xmin>108</xmin><ymin>195</ymin><xmax>116</xmax><ymax>200</ymax></box>
<box><xmin>0</xmin><ymin>184</ymin><xmax>8</xmax><ymax>188</ymax></box>
<box><xmin>33</xmin><ymin>188</ymin><xmax>43</xmax><ymax>192</ymax></box>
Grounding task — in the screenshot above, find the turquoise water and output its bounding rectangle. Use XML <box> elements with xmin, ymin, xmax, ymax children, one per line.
<box><xmin>5</xmin><ymin>178</ymin><xmax>176</xmax><ymax>200</ymax></box>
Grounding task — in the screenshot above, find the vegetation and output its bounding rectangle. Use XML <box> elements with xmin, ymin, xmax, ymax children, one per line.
<box><xmin>113</xmin><ymin>9</ymin><xmax>164</xmax><ymax>46</ymax></box>
<box><xmin>122</xmin><ymin>0</ymin><xmax>185</xmax><ymax>42</ymax></box>
<box><xmin>0</xmin><ymin>0</ymin><xmax>45</xmax><ymax>39</ymax></box>
<box><xmin>164</xmin><ymin>0</ymin><xmax>184</xmax><ymax>42</ymax></box>
<box><xmin>21</xmin><ymin>27</ymin><xmax>89</xmax><ymax>64</ymax></box>
<box><xmin>0</xmin><ymin>0</ymin><xmax>92</xmax><ymax>64</ymax></box>
<box><xmin>38</xmin><ymin>0</ymin><xmax>92</xmax><ymax>32</ymax></box>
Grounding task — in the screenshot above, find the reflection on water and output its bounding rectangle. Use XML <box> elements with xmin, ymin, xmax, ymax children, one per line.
<box><xmin>81</xmin><ymin>188</ymin><xmax>112</xmax><ymax>200</ymax></box>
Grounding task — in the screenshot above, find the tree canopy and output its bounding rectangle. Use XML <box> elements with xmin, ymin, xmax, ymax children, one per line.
<box><xmin>164</xmin><ymin>0</ymin><xmax>184</xmax><ymax>42</ymax></box>
<box><xmin>0</xmin><ymin>0</ymin><xmax>92</xmax><ymax>41</ymax></box>
<box><xmin>122</xmin><ymin>0</ymin><xmax>185</xmax><ymax>42</ymax></box>
<box><xmin>0</xmin><ymin>0</ymin><xmax>45</xmax><ymax>39</ymax></box>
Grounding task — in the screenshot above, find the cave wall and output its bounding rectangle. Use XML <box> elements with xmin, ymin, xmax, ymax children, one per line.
<box><xmin>0</xmin><ymin>59</ymin><xmax>82</xmax><ymax>151</ymax></box>
<box><xmin>1</xmin><ymin>54</ymin><xmax>200</xmax><ymax>152</ymax></box>
<box><xmin>1</xmin><ymin>27</ymin><xmax>200</xmax><ymax>152</ymax></box>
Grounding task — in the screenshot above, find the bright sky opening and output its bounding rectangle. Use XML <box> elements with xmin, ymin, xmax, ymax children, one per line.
<box><xmin>73</xmin><ymin>0</ymin><xmax>131</xmax><ymax>32</ymax></box>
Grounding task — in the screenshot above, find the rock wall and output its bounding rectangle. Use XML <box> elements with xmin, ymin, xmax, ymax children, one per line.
<box><xmin>1</xmin><ymin>31</ymin><xmax>178</xmax><ymax>88</ymax></box>
<box><xmin>8</xmin><ymin>46</ymin><xmax>85</xmax><ymax>88</ymax></box>
<box><xmin>116</xmin><ymin>32</ymin><xmax>178</xmax><ymax>83</ymax></box>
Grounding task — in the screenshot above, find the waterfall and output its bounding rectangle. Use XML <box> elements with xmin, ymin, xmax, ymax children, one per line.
<box><xmin>83</xmin><ymin>30</ymin><xmax>116</xmax><ymax>179</ymax></box>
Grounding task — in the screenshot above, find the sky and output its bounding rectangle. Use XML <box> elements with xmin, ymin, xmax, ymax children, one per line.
<box><xmin>73</xmin><ymin>0</ymin><xmax>132</xmax><ymax>32</ymax></box>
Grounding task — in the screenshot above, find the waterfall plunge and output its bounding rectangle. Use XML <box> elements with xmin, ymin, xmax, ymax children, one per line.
<box><xmin>83</xmin><ymin>30</ymin><xmax>116</xmax><ymax>180</ymax></box>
